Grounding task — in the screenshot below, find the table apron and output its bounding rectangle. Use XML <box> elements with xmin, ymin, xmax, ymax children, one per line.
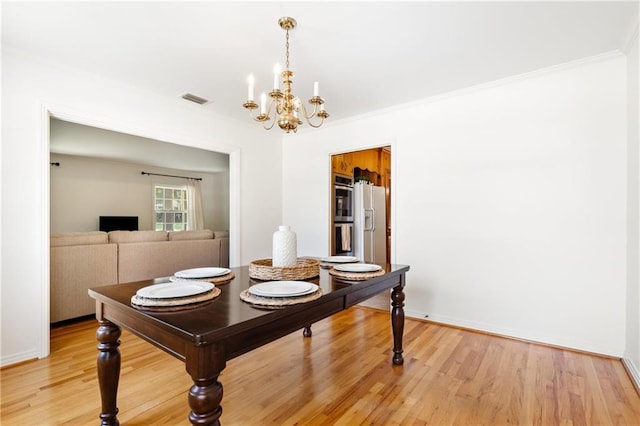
<box><xmin>100</xmin><ymin>303</ymin><xmax>189</xmax><ymax>361</ymax></box>
<box><xmin>225</xmin><ymin>297</ymin><xmax>344</xmax><ymax>360</ymax></box>
<box><xmin>98</xmin><ymin>296</ymin><xmax>346</xmax><ymax>364</ymax></box>
<box><xmin>345</xmin><ymin>276</ymin><xmax>401</xmax><ymax>307</ymax></box>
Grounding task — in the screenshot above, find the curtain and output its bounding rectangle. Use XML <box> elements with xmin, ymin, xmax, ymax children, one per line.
<box><xmin>186</xmin><ymin>179</ymin><xmax>205</xmax><ymax>231</ymax></box>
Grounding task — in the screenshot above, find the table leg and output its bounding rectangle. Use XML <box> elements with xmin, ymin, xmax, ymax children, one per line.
<box><xmin>391</xmin><ymin>275</ymin><xmax>406</xmax><ymax>365</ymax></box>
<box><xmin>303</xmin><ymin>325</ymin><xmax>312</xmax><ymax>337</ymax></box>
<box><xmin>188</xmin><ymin>378</ymin><xmax>223</xmax><ymax>425</ymax></box>
<box><xmin>96</xmin><ymin>320</ymin><xmax>121</xmax><ymax>426</ymax></box>
<box><xmin>186</xmin><ymin>344</ymin><xmax>225</xmax><ymax>425</ymax></box>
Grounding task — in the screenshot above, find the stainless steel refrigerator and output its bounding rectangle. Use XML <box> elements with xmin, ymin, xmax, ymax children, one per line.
<box><xmin>353</xmin><ymin>181</ymin><xmax>386</xmax><ymax>266</ymax></box>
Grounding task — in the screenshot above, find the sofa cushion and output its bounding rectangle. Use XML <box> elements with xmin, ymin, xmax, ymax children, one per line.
<box><xmin>50</xmin><ymin>231</ymin><xmax>108</xmax><ymax>247</ymax></box>
<box><xmin>50</xmin><ymin>243</ymin><xmax>118</xmax><ymax>322</ymax></box>
<box><xmin>214</xmin><ymin>230</ymin><xmax>229</xmax><ymax>239</ymax></box>
<box><xmin>168</xmin><ymin>229</ymin><xmax>214</xmax><ymax>241</ymax></box>
<box><xmin>108</xmin><ymin>230</ymin><xmax>168</xmax><ymax>243</ymax></box>
<box><xmin>117</xmin><ymin>239</ymin><xmax>222</xmax><ymax>283</ymax></box>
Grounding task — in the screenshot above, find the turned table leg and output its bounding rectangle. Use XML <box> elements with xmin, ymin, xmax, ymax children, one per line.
<box><xmin>188</xmin><ymin>376</ymin><xmax>223</xmax><ymax>425</ymax></box>
<box><xmin>96</xmin><ymin>320</ymin><xmax>121</xmax><ymax>426</ymax></box>
<box><xmin>303</xmin><ymin>325</ymin><xmax>312</xmax><ymax>337</ymax></box>
<box><xmin>391</xmin><ymin>274</ymin><xmax>406</xmax><ymax>365</ymax></box>
<box><xmin>186</xmin><ymin>344</ymin><xmax>225</xmax><ymax>425</ymax></box>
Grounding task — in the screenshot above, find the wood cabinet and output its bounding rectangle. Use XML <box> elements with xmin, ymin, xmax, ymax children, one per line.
<box><xmin>352</xmin><ymin>148</ymin><xmax>383</xmax><ymax>185</ymax></box>
<box><xmin>358</xmin><ymin>149</ymin><xmax>380</xmax><ymax>175</ymax></box>
<box><xmin>331</xmin><ymin>153</ymin><xmax>354</xmax><ymax>177</ymax></box>
<box><xmin>331</xmin><ymin>147</ymin><xmax>390</xmax><ymax>183</ymax></box>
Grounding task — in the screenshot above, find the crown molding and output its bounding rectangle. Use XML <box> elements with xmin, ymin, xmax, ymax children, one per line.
<box><xmin>328</xmin><ymin>50</ymin><xmax>625</xmax><ymax>128</ymax></box>
<box><xmin>623</xmin><ymin>18</ymin><xmax>639</xmax><ymax>54</ymax></box>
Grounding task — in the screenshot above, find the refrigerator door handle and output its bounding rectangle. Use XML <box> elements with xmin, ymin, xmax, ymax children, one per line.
<box><xmin>370</xmin><ymin>208</ymin><xmax>375</xmax><ymax>232</ymax></box>
<box><xmin>364</xmin><ymin>209</ymin><xmax>374</xmax><ymax>231</ymax></box>
<box><xmin>369</xmin><ymin>208</ymin><xmax>376</xmax><ymax>262</ymax></box>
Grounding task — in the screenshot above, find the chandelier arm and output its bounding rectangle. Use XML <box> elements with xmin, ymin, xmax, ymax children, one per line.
<box><xmin>246</xmin><ymin>109</ymin><xmax>262</xmax><ymax>122</ymax></box>
<box><xmin>307</xmin><ymin>102</ymin><xmax>320</xmax><ymax>119</ymax></box>
<box><xmin>263</xmin><ymin>118</ymin><xmax>278</xmax><ymax>130</ymax></box>
<box><xmin>264</xmin><ymin>98</ymin><xmax>277</xmax><ymax>118</ymax></box>
<box><xmin>297</xmin><ymin>102</ymin><xmax>326</xmax><ymax>128</ymax></box>
<box><xmin>306</xmin><ymin>117</ymin><xmax>326</xmax><ymax>128</ymax></box>
<box><xmin>298</xmin><ymin>101</ymin><xmax>314</xmax><ymax>121</ymax></box>
<box><xmin>255</xmin><ymin>99</ymin><xmax>275</xmax><ymax>129</ymax></box>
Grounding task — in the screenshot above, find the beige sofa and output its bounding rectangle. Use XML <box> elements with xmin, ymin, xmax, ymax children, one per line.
<box><xmin>50</xmin><ymin>229</ymin><xmax>229</xmax><ymax>322</ymax></box>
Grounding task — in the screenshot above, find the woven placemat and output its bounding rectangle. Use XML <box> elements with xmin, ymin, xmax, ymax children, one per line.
<box><xmin>319</xmin><ymin>261</ymin><xmax>360</xmax><ymax>269</ymax></box>
<box><xmin>249</xmin><ymin>258</ymin><xmax>320</xmax><ymax>281</ymax></box>
<box><xmin>239</xmin><ymin>288</ymin><xmax>323</xmax><ymax>309</ymax></box>
<box><xmin>169</xmin><ymin>272</ymin><xmax>235</xmax><ymax>284</ymax></box>
<box><xmin>328</xmin><ymin>269</ymin><xmax>386</xmax><ymax>281</ymax></box>
<box><xmin>131</xmin><ymin>287</ymin><xmax>221</xmax><ymax>309</ymax></box>
<box><xmin>131</xmin><ymin>298</ymin><xmax>217</xmax><ymax>312</ymax></box>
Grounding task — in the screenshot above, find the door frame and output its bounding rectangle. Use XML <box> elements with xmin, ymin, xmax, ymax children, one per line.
<box><xmin>39</xmin><ymin>103</ymin><xmax>241</xmax><ymax>358</ymax></box>
<box><xmin>329</xmin><ymin>144</ymin><xmax>395</xmax><ymax>265</ymax></box>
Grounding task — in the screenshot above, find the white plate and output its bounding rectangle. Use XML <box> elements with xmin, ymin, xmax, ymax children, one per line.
<box><xmin>136</xmin><ymin>281</ymin><xmax>214</xmax><ymax>299</ymax></box>
<box><xmin>174</xmin><ymin>267</ymin><xmax>231</xmax><ymax>279</ymax></box>
<box><xmin>249</xmin><ymin>281</ymin><xmax>319</xmax><ymax>298</ymax></box>
<box><xmin>334</xmin><ymin>263</ymin><xmax>382</xmax><ymax>273</ymax></box>
<box><xmin>321</xmin><ymin>256</ymin><xmax>360</xmax><ymax>263</ymax></box>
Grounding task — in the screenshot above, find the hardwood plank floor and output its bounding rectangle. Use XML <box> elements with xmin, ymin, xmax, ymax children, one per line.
<box><xmin>2</xmin><ymin>307</ymin><xmax>639</xmax><ymax>425</ymax></box>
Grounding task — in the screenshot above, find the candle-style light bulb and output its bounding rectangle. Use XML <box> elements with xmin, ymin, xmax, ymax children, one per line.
<box><xmin>247</xmin><ymin>74</ymin><xmax>255</xmax><ymax>101</ymax></box>
<box><xmin>313</xmin><ymin>81</ymin><xmax>319</xmax><ymax>97</ymax></box>
<box><xmin>260</xmin><ymin>92</ymin><xmax>267</xmax><ymax>114</ymax></box>
<box><xmin>273</xmin><ymin>64</ymin><xmax>281</xmax><ymax>90</ymax></box>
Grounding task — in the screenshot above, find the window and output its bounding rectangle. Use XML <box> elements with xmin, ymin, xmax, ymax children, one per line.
<box><xmin>154</xmin><ymin>185</ymin><xmax>188</xmax><ymax>231</ymax></box>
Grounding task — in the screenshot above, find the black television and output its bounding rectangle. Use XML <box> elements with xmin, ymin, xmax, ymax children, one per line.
<box><xmin>99</xmin><ymin>216</ymin><xmax>139</xmax><ymax>232</ymax></box>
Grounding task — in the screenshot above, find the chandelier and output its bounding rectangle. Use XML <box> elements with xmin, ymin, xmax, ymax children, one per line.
<box><xmin>243</xmin><ymin>17</ymin><xmax>329</xmax><ymax>133</ymax></box>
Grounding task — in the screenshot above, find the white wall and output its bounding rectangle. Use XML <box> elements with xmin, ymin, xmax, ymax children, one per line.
<box><xmin>2</xmin><ymin>45</ymin><xmax>633</xmax><ymax>367</ymax></box>
<box><xmin>283</xmin><ymin>53</ymin><xmax>628</xmax><ymax>356</ymax></box>
<box><xmin>625</xmin><ymin>26</ymin><xmax>640</xmax><ymax>386</ymax></box>
<box><xmin>49</xmin><ymin>154</ymin><xmax>229</xmax><ymax>233</ymax></box>
<box><xmin>1</xmin><ymin>48</ymin><xmax>282</xmax><ymax>366</ymax></box>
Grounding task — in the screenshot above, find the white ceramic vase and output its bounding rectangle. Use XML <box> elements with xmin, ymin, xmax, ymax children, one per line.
<box><xmin>272</xmin><ymin>225</ymin><xmax>297</xmax><ymax>267</ymax></box>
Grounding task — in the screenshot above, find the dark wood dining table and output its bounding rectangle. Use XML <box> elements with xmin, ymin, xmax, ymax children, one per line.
<box><xmin>88</xmin><ymin>262</ymin><xmax>409</xmax><ymax>425</ymax></box>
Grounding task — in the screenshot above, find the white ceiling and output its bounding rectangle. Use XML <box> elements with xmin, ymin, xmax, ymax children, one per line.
<box><xmin>2</xmin><ymin>1</ymin><xmax>638</xmax><ymax>126</ymax></box>
<box><xmin>50</xmin><ymin>119</ymin><xmax>230</xmax><ymax>173</ymax></box>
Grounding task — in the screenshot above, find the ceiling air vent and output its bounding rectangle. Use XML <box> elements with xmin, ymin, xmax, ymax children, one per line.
<box><xmin>181</xmin><ymin>93</ymin><xmax>209</xmax><ymax>105</ymax></box>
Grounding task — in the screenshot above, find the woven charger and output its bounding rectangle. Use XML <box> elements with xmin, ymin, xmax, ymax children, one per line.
<box><xmin>130</xmin><ymin>298</ymin><xmax>216</xmax><ymax>312</ymax></box>
<box><xmin>131</xmin><ymin>287</ymin><xmax>221</xmax><ymax>308</ymax></box>
<box><xmin>239</xmin><ymin>288</ymin><xmax>322</xmax><ymax>309</ymax></box>
<box><xmin>329</xmin><ymin>268</ymin><xmax>386</xmax><ymax>281</ymax></box>
<box><xmin>169</xmin><ymin>272</ymin><xmax>235</xmax><ymax>284</ymax></box>
<box><xmin>249</xmin><ymin>258</ymin><xmax>320</xmax><ymax>281</ymax></box>
<box><xmin>319</xmin><ymin>261</ymin><xmax>360</xmax><ymax>269</ymax></box>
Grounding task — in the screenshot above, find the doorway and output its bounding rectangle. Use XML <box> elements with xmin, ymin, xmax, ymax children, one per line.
<box><xmin>42</xmin><ymin>113</ymin><xmax>239</xmax><ymax>344</ymax></box>
<box><xmin>330</xmin><ymin>146</ymin><xmax>392</xmax><ymax>265</ymax></box>
<box><xmin>331</xmin><ymin>146</ymin><xmax>392</xmax><ymax>311</ymax></box>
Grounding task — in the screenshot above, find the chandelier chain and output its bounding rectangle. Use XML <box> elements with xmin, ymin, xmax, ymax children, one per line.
<box><xmin>285</xmin><ymin>29</ymin><xmax>290</xmax><ymax>70</ymax></box>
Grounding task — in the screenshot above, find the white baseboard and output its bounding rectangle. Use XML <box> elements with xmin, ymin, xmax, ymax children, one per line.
<box><xmin>404</xmin><ymin>309</ymin><xmax>620</xmax><ymax>358</ymax></box>
<box><xmin>1</xmin><ymin>349</ymin><xmax>39</xmax><ymax>368</ymax></box>
<box><xmin>622</xmin><ymin>356</ymin><xmax>640</xmax><ymax>394</ymax></box>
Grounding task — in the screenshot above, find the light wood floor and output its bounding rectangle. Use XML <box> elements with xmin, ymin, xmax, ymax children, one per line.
<box><xmin>2</xmin><ymin>307</ymin><xmax>639</xmax><ymax>425</ymax></box>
